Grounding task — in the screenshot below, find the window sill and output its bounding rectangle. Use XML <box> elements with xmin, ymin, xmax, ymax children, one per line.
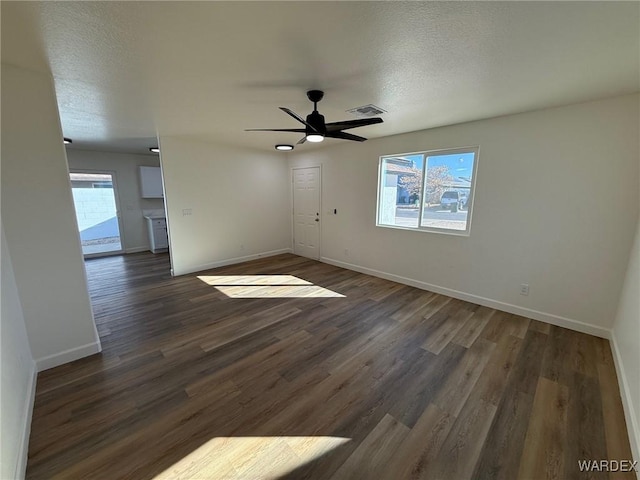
<box><xmin>375</xmin><ymin>223</ymin><xmax>471</xmax><ymax>237</ymax></box>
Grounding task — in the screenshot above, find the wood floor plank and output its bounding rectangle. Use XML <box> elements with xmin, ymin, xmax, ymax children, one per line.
<box><xmin>421</xmin><ymin>303</ymin><xmax>474</xmax><ymax>354</ymax></box>
<box><xmin>452</xmin><ymin>305</ymin><xmax>496</xmax><ymax>348</ymax></box>
<box><xmin>368</xmin><ymin>282</ymin><xmax>405</xmax><ymax>302</ymax></box>
<box><xmin>330</xmin><ymin>413</ymin><xmax>409</xmax><ymax>480</ymax></box>
<box><xmin>432</xmin><ymin>336</ymin><xmax>496</xmax><ymax>417</ymax></box>
<box><xmin>420</xmin><ymin>294</ymin><xmax>453</xmax><ymax>320</ymax></box>
<box><xmin>378</xmin><ymin>403</ymin><xmax>454</xmax><ymax>480</ymax></box>
<box><xmin>388</xmin><ymin>342</ymin><xmax>466</xmax><ymax>428</ymax></box>
<box><xmin>541</xmin><ymin>325</ymin><xmax>573</xmax><ymax>385</ymax></box>
<box><xmin>472</xmin><ymin>333</ymin><xmax>523</xmax><ymax>407</ymax></box>
<box><xmin>471</xmin><ymin>329</ymin><xmax>548</xmax><ymax>479</ymax></box>
<box><xmin>390</xmin><ymin>290</ymin><xmax>437</xmax><ymax>322</ymax></box>
<box><xmin>563</xmin><ymin>372</ymin><xmax>609</xmax><ymax>480</ymax></box>
<box><xmin>472</xmin><ymin>390</ymin><xmax>535</xmax><ymax>480</ymax></box>
<box><xmin>529</xmin><ymin>318</ymin><xmax>552</xmax><ymax>335</ymax></box>
<box><xmin>568</xmin><ymin>329</ymin><xmax>599</xmax><ymax>379</ymax></box>
<box><xmin>426</xmin><ymin>397</ymin><xmax>498</xmax><ymax>480</ymax></box>
<box><xmin>517</xmin><ymin>377</ymin><xmax>569</xmax><ymax>480</ymax></box>
<box><xmin>596</xmin><ymin>362</ymin><xmax>634</xmax><ymax>478</ymax></box>
<box><xmin>594</xmin><ymin>337</ymin><xmax>615</xmax><ymax>368</ymax></box>
<box><xmin>482</xmin><ymin>311</ymin><xmax>530</xmax><ymax>342</ymax></box>
<box><xmin>24</xmin><ymin>252</ymin><xmax>633</xmax><ymax>480</ymax></box>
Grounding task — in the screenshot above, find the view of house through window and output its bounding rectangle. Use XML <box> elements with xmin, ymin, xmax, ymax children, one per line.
<box><xmin>377</xmin><ymin>147</ymin><xmax>478</xmax><ymax>234</ymax></box>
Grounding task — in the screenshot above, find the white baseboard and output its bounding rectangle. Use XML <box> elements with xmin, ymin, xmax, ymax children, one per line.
<box><xmin>609</xmin><ymin>331</ymin><xmax>639</xmax><ymax>463</ymax></box>
<box><xmin>320</xmin><ymin>256</ymin><xmax>611</xmax><ymax>339</ymax></box>
<box><xmin>15</xmin><ymin>364</ymin><xmax>37</xmax><ymax>480</ymax></box>
<box><xmin>35</xmin><ymin>341</ymin><xmax>102</xmax><ymax>372</ymax></box>
<box><xmin>125</xmin><ymin>246</ymin><xmax>149</xmax><ymax>254</ymax></box>
<box><xmin>172</xmin><ymin>248</ymin><xmax>293</xmax><ymax>276</ymax></box>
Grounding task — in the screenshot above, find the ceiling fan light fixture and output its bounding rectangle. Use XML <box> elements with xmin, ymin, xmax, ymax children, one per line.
<box><xmin>306</xmin><ymin>134</ymin><xmax>324</xmax><ymax>143</ymax></box>
<box><xmin>246</xmin><ymin>90</ymin><xmax>382</xmax><ymax>146</ymax></box>
<box><xmin>275</xmin><ymin>144</ymin><xmax>294</xmax><ymax>151</ymax></box>
<box><xmin>149</xmin><ymin>147</ymin><xmax>160</xmax><ymax>153</ymax></box>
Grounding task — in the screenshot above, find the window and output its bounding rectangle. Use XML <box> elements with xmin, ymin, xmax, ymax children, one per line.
<box><xmin>377</xmin><ymin>147</ymin><xmax>479</xmax><ymax>235</ymax></box>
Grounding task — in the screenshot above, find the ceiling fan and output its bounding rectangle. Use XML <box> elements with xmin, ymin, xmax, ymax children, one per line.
<box><xmin>245</xmin><ymin>90</ymin><xmax>383</xmax><ymax>145</ymax></box>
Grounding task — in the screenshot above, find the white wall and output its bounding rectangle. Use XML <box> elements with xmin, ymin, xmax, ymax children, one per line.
<box><xmin>290</xmin><ymin>94</ymin><xmax>639</xmax><ymax>335</ymax></box>
<box><xmin>612</xmin><ymin>217</ymin><xmax>640</xmax><ymax>462</ymax></box>
<box><xmin>66</xmin><ymin>149</ymin><xmax>165</xmax><ymax>252</ymax></box>
<box><xmin>1</xmin><ymin>63</ymin><xmax>101</xmax><ymax>370</ymax></box>
<box><xmin>71</xmin><ymin>188</ymin><xmax>118</xmax><ymax>231</ymax></box>
<box><xmin>159</xmin><ymin>137</ymin><xmax>291</xmax><ymax>276</ymax></box>
<box><xmin>0</xmin><ymin>223</ymin><xmax>36</xmax><ymax>480</ymax></box>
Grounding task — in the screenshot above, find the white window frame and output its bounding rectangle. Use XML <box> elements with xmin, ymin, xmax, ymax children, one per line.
<box><xmin>376</xmin><ymin>146</ymin><xmax>480</xmax><ymax>236</ymax></box>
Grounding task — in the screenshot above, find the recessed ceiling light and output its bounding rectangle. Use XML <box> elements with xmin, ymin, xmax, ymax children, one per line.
<box><xmin>63</xmin><ymin>138</ymin><xmax>72</xmax><ymax>144</ymax></box>
<box><xmin>149</xmin><ymin>147</ymin><xmax>160</xmax><ymax>153</ymax></box>
<box><xmin>306</xmin><ymin>134</ymin><xmax>324</xmax><ymax>143</ymax></box>
<box><xmin>275</xmin><ymin>144</ymin><xmax>294</xmax><ymax>151</ymax></box>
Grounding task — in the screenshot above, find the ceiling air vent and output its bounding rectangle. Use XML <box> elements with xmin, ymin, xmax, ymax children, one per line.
<box><xmin>346</xmin><ymin>104</ymin><xmax>386</xmax><ymax>118</ymax></box>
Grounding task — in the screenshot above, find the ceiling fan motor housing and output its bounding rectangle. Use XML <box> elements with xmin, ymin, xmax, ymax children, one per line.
<box><xmin>306</xmin><ymin>111</ymin><xmax>326</xmax><ymax>135</ymax></box>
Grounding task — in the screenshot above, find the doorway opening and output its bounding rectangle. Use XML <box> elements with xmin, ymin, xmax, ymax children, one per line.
<box><xmin>69</xmin><ymin>171</ymin><xmax>124</xmax><ymax>257</ymax></box>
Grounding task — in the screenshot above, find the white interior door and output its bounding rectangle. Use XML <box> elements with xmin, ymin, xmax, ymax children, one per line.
<box><xmin>293</xmin><ymin>167</ymin><xmax>320</xmax><ymax>259</ymax></box>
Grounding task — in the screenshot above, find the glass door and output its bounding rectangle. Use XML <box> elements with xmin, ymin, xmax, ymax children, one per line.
<box><xmin>69</xmin><ymin>172</ymin><xmax>124</xmax><ymax>257</ymax></box>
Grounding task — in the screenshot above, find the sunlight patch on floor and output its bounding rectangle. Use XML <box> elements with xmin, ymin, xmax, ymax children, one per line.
<box><xmin>153</xmin><ymin>436</ymin><xmax>351</xmax><ymax>479</ymax></box>
<box><xmin>198</xmin><ymin>275</ymin><xmax>312</xmax><ymax>286</ymax></box>
<box><xmin>197</xmin><ymin>275</ymin><xmax>345</xmax><ymax>298</ymax></box>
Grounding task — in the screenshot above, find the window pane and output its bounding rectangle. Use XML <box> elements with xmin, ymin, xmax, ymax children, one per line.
<box><xmin>378</xmin><ymin>154</ymin><xmax>424</xmax><ymax>228</ymax></box>
<box><xmin>420</xmin><ymin>151</ymin><xmax>476</xmax><ymax>231</ymax></box>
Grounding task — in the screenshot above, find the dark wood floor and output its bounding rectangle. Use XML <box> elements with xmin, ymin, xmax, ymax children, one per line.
<box><xmin>26</xmin><ymin>253</ymin><xmax>634</xmax><ymax>479</ymax></box>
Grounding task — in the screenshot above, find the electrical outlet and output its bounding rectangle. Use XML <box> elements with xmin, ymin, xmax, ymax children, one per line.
<box><xmin>240</xmin><ymin>244</ymin><xmax>245</xmax><ymax>251</ymax></box>
<box><xmin>344</xmin><ymin>248</ymin><xmax>349</xmax><ymax>257</ymax></box>
<box><xmin>520</xmin><ymin>283</ymin><xmax>530</xmax><ymax>296</ymax></box>
<box><xmin>182</xmin><ymin>208</ymin><xmax>192</xmax><ymax>216</ymax></box>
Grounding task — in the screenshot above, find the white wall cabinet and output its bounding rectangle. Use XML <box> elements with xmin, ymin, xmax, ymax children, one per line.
<box><xmin>139</xmin><ymin>166</ymin><xmax>164</xmax><ymax>198</ymax></box>
<box><xmin>145</xmin><ymin>217</ymin><xmax>168</xmax><ymax>253</ymax></box>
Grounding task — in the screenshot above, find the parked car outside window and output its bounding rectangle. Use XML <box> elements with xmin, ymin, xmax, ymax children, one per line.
<box><xmin>440</xmin><ymin>191</ymin><xmax>460</xmax><ymax>211</ymax></box>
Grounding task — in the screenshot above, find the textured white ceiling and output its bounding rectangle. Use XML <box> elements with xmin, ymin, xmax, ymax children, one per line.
<box><xmin>2</xmin><ymin>1</ymin><xmax>639</xmax><ymax>154</ymax></box>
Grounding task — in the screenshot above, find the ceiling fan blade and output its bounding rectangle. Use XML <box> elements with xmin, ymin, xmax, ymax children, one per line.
<box><xmin>297</xmin><ymin>136</ymin><xmax>307</xmax><ymax>145</ymax></box>
<box><xmin>325</xmin><ymin>117</ymin><xmax>383</xmax><ymax>132</ymax></box>
<box><xmin>326</xmin><ymin>131</ymin><xmax>368</xmax><ymax>142</ymax></box>
<box><xmin>245</xmin><ymin>128</ymin><xmax>306</xmax><ymax>132</ymax></box>
<box><xmin>279</xmin><ymin>107</ymin><xmax>318</xmax><ymax>132</ymax></box>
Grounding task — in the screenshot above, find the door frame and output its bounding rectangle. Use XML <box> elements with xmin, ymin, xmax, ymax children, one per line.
<box><xmin>69</xmin><ymin>169</ymin><xmax>126</xmax><ymax>259</ymax></box>
<box><xmin>291</xmin><ymin>165</ymin><xmax>322</xmax><ymax>260</ymax></box>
